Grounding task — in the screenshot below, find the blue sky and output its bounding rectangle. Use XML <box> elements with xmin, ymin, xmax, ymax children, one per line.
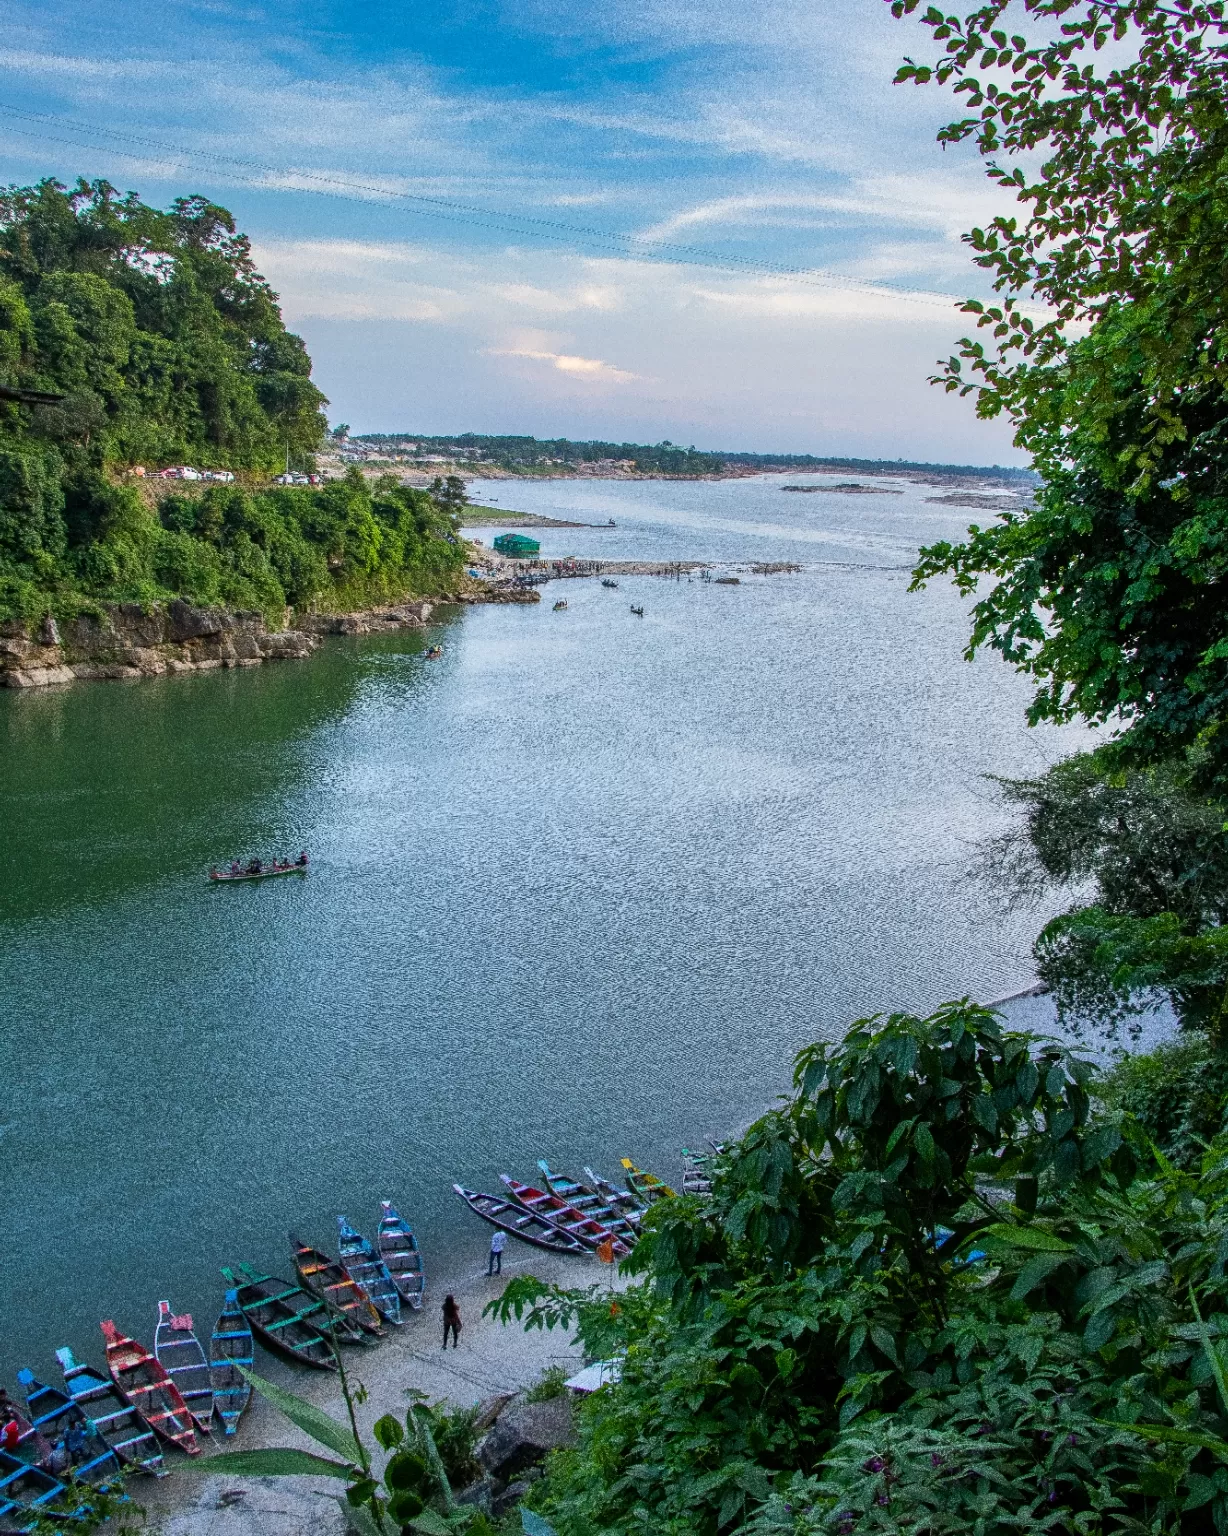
<box><xmin>0</xmin><ymin>0</ymin><xmax>1030</xmax><ymax>461</ymax></box>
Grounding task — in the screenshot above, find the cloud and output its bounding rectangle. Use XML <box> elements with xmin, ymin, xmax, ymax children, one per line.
<box><xmin>487</xmin><ymin>347</ymin><xmax>640</xmax><ymax>382</ymax></box>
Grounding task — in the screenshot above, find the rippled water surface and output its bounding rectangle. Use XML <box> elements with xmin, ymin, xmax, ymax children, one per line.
<box><xmin>1</xmin><ymin>471</ymin><xmax>1087</xmax><ymax>1374</ymax></box>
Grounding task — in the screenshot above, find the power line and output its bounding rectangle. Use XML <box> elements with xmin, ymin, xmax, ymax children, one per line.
<box><xmin>0</xmin><ymin>102</ymin><xmax>974</xmax><ymax>308</ymax></box>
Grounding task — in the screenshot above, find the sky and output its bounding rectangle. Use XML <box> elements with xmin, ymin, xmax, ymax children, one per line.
<box><xmin>0</xmin><ymin>0</ymin><xmax>1034</xmax><ymax>461</ymax></box>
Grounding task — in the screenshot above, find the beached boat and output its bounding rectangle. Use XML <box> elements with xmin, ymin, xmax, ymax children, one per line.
<box><xmin>501</xmin><ymin>1176</ymin><xmax>632</xmax><ymax>1256</ymax></box>
<box><xmin>583</xmin><ymin>1166</ymin><xmax>645</xmax><ymax>1213</ymax></box>
<box><xmin>15</xmin><ymin>1370</ymin><xmax>120</xmax><ymax>1488</ymax></box>
<box><xmin>337</xmin><ymin>1217</ymin><xmax>401</xmax><ymax>1325</ymax></box>
<box><xmin>55</xmin><ymin>1346</ymin><xmax>165</xmax><ymax>1476</ymax></box>
<box><xmin>208</xmin><ymin>1290</ymin><xmax>253</xmax><ymax>1435</ymax></box>
<box><xmin>100</xmin><ymin>1320</ymin><xmax>200</xmax><ymax>1456</ymax></box>
<box><xmin>621</xmin><ymin>1158</ymin><xmax>677</xmax><ymax>1204</ymax></box>
<box><xmin>209</xmin><ymin>860</ymin><xmax>307</xmax><ymax>883</ymax></box>
<box><xmin>289</xmin><ymin>1237</ymin><xmax>383</xmax><ymax>1337</ymax></box>
<box><xmin>154</xmin><ymin>1301</ymin><xmax>214</xmax><ymax>1433</ymax></box>
<box><xmin>537</xmin><ymin>1162</ymin><xmax>640</xmax><ymax>1243</ymax></box>
<box><xmin>221</xmin><ymin>1265</ymin><xmax>338</xmax><ymax>1369</ymax></box>
<box><xmin>452</xmin><ymin>1185</ymin><xmax>588</xmax><ymax>1255</ymax></box>
<box><xmin>682</xmin><ymin>1148</ymin><xmax>714</xmax><ymax>1198</ymax></box>
<box><xmin>0</xmin><ymin>1449</ymin><xmax>68</xmax><ymax>1528</ymax></box>
<box><xmin>378</xmin><ymin>1201</ymin><xmax>425</xmax><ymax>1310</ymax></box>
<box><xmin>0</xmin><ymin>1389</ymin><xmax>50</xmax><ymax>1468</ymax></box>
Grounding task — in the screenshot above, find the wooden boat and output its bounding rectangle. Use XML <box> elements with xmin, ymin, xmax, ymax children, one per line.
<box><xmin>210</xmin><ymin>860</ymin><xmax>307</xmax><ymax>883</ymax></box>
<box><xmin>221</xmin><ymin>1265</ymin><xmax>338</xmax><ymax>1368</ymax></box>
<box><xmin>0</xmin><ymin>1390</ymin><xmax>50</xmax><ymax>1467</ymax></box>
<box><xmin>500</xmin><ymin>1176</ymin><xmax>632</xmax><ymax>1256</ymax></box>
<box><xmin>208</xmin><ymin>1290</ymin><xmax>253</xmax><ymax>1436</ymax></box>
<box><xmin>378</xmin><ymin>1201</ymin><xmax>425</xmax><ymax>1310</ymax></box>
<box><xmin>425</xmin><ymin>645</ymin><xmax>443</xmax><ymax>660</ymax></box>
<box><xmin>15</xmin><ymin>1370</ymin><xmax>120</xmax><ymax>1488</ymax></box>
<box><xmin>621</xmin><ymin>1158</ymin><xmax>677</xmax><ymax>1204</ymax></box>
<box><xmin>289</xmin><ymin>1238</ymin><xmax>383</xmax><ymax>1337</ymax></box>
<box><xmin>337</xmin><ymin>1217</ymin><xmax>401</xmax><ymax>1325</ymax></box>
<box><xmin>55</xmin><ymin>1346</ymin><xmax>165</xmax><ymax>1476</ymax></box>
<box><xmin>601</xmin><ymin>579</ymin><xmax>618</xmax><ymax>589</ymax></box>
<box><xmin>154</xmin><ymin>1301</ymin><xmax>214</xmax><ymax>1433</ymax></box>
<box><xmin>682</xmin><ymin>1148</ymin><xmax>713</xmax><ymax>1198</ymax></box>
<box><xmin>714</xmin><ymin>576</ymin><xmax>741</xmax><ymax>585</ymax></box>
<box><xmin>583</xmin><ymin>1165</ymin><xmax>645</xmax><ymax>1213</ymax></box>
<box><xmin>630</xmin><ymin>605</ymin><xmax>644</xmax><ymax>617</ymax></box>
<box><xmin>452</xmin><ymin>1185</ymin><xmax>588</xmax><ymax>1256</ymax></box>
<box><xmin>538</xmin><ymin>1162</ymin><xmax>639</xmax><ymax>1243</ymax></box>
<box><xmin>0</xmin><ymin>1449</ymin><xmax>68</xmax><ymax>1528</ymax></box>
<box><xmin>100</xmin><ymin>1320</ymin><xmax>200</xmax><ymax>1456</ymax></box>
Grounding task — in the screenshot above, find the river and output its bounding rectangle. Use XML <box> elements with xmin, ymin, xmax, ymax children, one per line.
<box><xmin>0</xmin><ymin>470</ymin><xmax>1086</xmax><ymax>1379</ymax></box>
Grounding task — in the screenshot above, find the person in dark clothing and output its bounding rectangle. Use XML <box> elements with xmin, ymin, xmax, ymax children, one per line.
<box><xmin>442</xmin><ymin>1294</ymin><xmax>461</xmax><ymax>1349</ymax></box>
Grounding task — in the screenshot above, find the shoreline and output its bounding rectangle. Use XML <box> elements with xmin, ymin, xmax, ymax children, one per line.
<box><xmin>139</xmin><ymin>1242</ymin><xmax>618</xmax><ymax>1535</ymax></box>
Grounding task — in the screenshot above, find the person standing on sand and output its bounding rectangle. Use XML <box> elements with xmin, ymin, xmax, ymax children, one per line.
<box><xmin>442</xmin><ymin>1294</ymin><xmax>461</xmax><ymax>1349</ymax></box>
<box><xmin>488</xmin><ymin>1229</ymin><xmax>506</xmax><ymax>1276</ymax></box>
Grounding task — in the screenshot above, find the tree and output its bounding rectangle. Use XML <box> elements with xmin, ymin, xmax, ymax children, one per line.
<box><xmin>892</xmin><ymin>0</ymin><xmax>1228</xmax><ymax>778</ymax></box>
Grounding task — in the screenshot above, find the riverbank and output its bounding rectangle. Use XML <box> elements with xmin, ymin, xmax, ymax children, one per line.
<box><xmin>140</xmin><ymin>1245</ymin><xmax>615</xmax><ymax>1535</ymax></box>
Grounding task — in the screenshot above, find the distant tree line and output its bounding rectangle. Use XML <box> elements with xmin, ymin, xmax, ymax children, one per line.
<box><xmin>351</xmin><ymin>431</ymin><xmax>1037</xmax><ymax>481</ymax></box>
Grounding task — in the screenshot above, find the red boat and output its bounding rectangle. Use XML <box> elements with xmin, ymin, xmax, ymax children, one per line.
<box><xmin>100</xmin><ymin>1322</ymin><xmax>200</xmax><ymax>1457</ymax></box>
<box><xmin>500</xmin><ymin>1176</ymin><xmax>632</xmax><ymax>1257</ymax></box>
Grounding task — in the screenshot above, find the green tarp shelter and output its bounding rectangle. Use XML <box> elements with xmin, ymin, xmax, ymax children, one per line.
<box><xmin>493</xmin><ymin>533</ymin><xmax>541</xmax><ymax>557</ymax></box>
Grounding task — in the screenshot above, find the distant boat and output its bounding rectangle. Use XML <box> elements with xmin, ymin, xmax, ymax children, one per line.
<box><xmin>620</xmin><ymin>1158</ymin><xmax>677</xmax><ymax>1205</ymax></box>
<box><xmin>630</xmin><ymin>605</ymin><xmax>644</xmax><ymax>617</ymax></box>
<box><xmin>500</xmin><ymin>1175</ymin><xmax>632</xmax><ymax>1256</ymax></box>
<box><xmin>714</xmin><ymin>576</ymin><xmax>740</xmax><ymax>585</ymax></box>
<box><xmin>425</xmin><ymin>645</ymin><xmax>443</xmax><ymax>659</ymax></box>
<box><xmin>378</xmin><ymin>1201</ymin><xmax>426</xmax><ymax>1311</ymax></box>
<box><xmin>210</xmin><ymin>857</ymin><xmax>308</xmax><ymax>883</ymax></box>
<box><xmin>337</xmin><ymin>1216</ymin><xmax>402</xmax><ymax>1325</ymax></box>
<box><xmin>681</xmin><ymin>1148</ymin><xmax>713</xmax><ymax>1198</ymax></box>
<box><xmin>55</xmin><ymin>1346</ymin><xmax>165</xmax><ymax>1476</ymax></box>
<box><xmin>0</xmin><ymin>1385</ymin><xmax>50</xmax><ymax>1466</ymax></box>
<box><xmin>16</xmin><ymin>1369</ymin><xmax>121</xmax><ymax>1487</ymax></box>
<box><xmin>538</xmin><ymin>1162</ymin><xmax>639</xmax><ymax>1243</ymax></box>
<box><xmin>553</xmin><ymin>599</ymin><xmax>567</xmax><ymax>611</ymax></box>
<box><xmin>221</xmin><ymin>1264</ymin><xmax>339</xmax><ymax>1369</ymax></box>
<box><xmin>582</xmin><ymin>1165</ymin><xmax>644</xmax><ymax>1214</ymax></box>
<box><xmin>100</xmin><ymin>1319</ymin><xmax>200</xmax><ymax>1456</ymax></box>
<box><xmin>0</xmin><ymin>1449</ymin><xmax>69</xmax><ymax>1527</ymax></box>
<box><xmin>208</xmin><ymin>1290</ymin><xmax>253</xmax><ymax>1436</ymax></box>
<box><xmin>452</xmin><ymin>1184</ymin><xmax>588</xmax><ymax>1255</ymax></box>
<box><xmin>290</xmin><ymin>1235</ymin><xmax>384</xmax><ymax>1337</ymax></box>
<box><xmin>154</xmin><ymin>1301</ymin><xmax>214</xmax><ymax>1434</ymax></box>
<box><xmin>601</xmin><ymin>579</ymin><xmax>618</xmax><ymax>589</ymax></box>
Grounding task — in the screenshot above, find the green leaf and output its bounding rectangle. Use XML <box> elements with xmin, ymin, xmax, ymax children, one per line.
<box><xmin>345</xmin><ymin>1505</ymin><xmax>385</xmax><ymax>1536</ymax></box>
<box><xmin>1097</xmin><ymin>1421</ymin><xmax>1228</xmax><ymax>1457</ymax></box>
<box><xmin>185</xmin><ymin>1447</ymin><xmax>353</xmax><ymax>1479</ymax></box>
<box><xmin>522</xmin><ymin>1512</ymin><xmax>559</xmax><ymax>1536</ymax></box>
<box><xmin>1010</xmin><ymin>1252</ymin><xmax>1067</xmax><ymax>1300</ymax></box>
<box><xmin>979</xmin><ymin>1223</ymin><xmax>1074</xmax><ymax>1251</ymax></box>
<box><xmin>237</xmin><ymin>1365</ymin><xmax>363</xmax><ymax>1465</ymax></box>
<box><xmin>408</xmin><ymin>1510</ymin><xmax>454</xmax><ymax>1535</ymax></box>
<box><xmin>373</xmin><ymin>1414</ymin><xmax>404</xmax><ymax>1451</ymax></box>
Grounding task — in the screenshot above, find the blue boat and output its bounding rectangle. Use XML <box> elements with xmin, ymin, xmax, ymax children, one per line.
<box><xmin>15</xmin><ymin>1369</ymin><xmax>120</xmax><ymax>1487</ymax></box>
<box><xmin>338</xmin><ymin>1216</ymin><xmax>402</xmax><ymax>1326</ymax></box>
<box><xmin>208</xmin><ymin>1291</ymin><xmax>253</xmax><ymax>1436</ymax></box>
<box><xmin>0</xmin><ymin>1448</ymin><xmax>69</xmax><ymax>1529</ymax></box>
<box><xmin>377</xmin><ymin>1201</ymin><xmax>425</xmax><ymax>1312</ymax></box>
<box><xmin>54</xmin><ymin>1346</ymin><xmax>164</xmax><ymax>1477</ymax></box>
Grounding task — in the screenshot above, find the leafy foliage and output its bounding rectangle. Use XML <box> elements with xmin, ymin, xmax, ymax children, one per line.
<box><xmin>493</xmin><ymin>1003</ymin><xmax>1228</xmax><ymax>1534</ymax></box>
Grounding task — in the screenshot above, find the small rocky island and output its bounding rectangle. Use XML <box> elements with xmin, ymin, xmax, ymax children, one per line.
<box><xmin>782</xmin><ymin>482</ymin><xmax>903</xmax><ymax>494</ymax></box>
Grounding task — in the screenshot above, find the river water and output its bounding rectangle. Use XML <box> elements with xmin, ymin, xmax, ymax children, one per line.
<box><xmin>0</xmin><ymin>471</ymin><xmax>1087</xmax><ymax>1378</ymax></box>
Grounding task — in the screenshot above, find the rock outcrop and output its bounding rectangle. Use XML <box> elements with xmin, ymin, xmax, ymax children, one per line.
<box><xmin>0</xmin><ymin>601</ymin><xmax>319</xmax><ymax>689</ymax></box>
<box><xmin>475</xmin><ymin>1396</ymin><xmax>577</xmax><ymax>1484</ymax></box>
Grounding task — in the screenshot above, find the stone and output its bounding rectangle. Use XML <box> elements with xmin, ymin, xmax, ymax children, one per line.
<box><xmin>472</xmin><ymin>1392</ymin><xmax>517</xmax><ymax>1433</ymax></box>
<box><xmin>167</xmin><ymin>600</ymin><xmax>229</xmax><ymax>641</ymax></box>
<box><xmin>456</xmin><ymin>1475</ymin><xmax>495</xmax><ymax>1515</ymax></box>
<box><xmin>38</xmin><ymin>614</ymin><xmax>59</xmax><ymax>646</ymax></box>
<box><xmin>159</xmin><ymin>1475</ymin><xmax>348</xmax><ymax>1536</ymax></box>
<box><xmin>476</xmin><ymin>1397</ymin><xmax>577</xmax><ymax>1483</ymax></box>
<box><xmin>492</xmin><ymin>1479</ymin><xmax>533</xmax><ymax>1519</ymax></box>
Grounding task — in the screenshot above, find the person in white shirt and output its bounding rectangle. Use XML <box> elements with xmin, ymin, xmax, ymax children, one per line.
<box><xmin>488</xmin><ymin>1229</ymin><xmax>507</xmax><ymax>1275</ymax></box>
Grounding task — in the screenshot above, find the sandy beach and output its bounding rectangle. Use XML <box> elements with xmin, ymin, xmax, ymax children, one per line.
<box><xmin>137</xmin><ymin>1241</ymin><xmax>625</xmax><ymax>1534</ymax></box>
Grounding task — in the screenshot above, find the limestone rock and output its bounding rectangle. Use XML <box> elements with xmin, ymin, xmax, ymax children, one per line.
<box><xmin>38</xmin><ymin>614</ymin><xmax>59</xmax><ymax>646</ymax></box>
<box><xmin>476</xmin><ymin>1396</ymin><xmax>576</xmax><ymax>1483</ymax></box>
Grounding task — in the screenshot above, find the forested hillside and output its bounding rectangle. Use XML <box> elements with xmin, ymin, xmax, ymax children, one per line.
<box><xmin>0</xmin><ymin>178</ymin><xmax>464</xmax><ymax>622</ymax></box>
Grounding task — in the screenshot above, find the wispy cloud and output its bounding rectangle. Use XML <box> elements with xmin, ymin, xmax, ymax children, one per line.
<box><xmin>488</xmin><ymin>346</ymin><xmax>640</xmax><ymax>382</ymax></box>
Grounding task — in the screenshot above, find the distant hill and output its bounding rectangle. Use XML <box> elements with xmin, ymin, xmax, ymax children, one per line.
<box><xmin>339</xmin><ymin>432</ymin><xmax>1038</xmax><ymax>482</ymax></box>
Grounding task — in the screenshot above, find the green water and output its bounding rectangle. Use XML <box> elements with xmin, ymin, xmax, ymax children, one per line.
<box><xmin>0</xmin><ymin>474</ymin><xmax>1082</xmax><ymax>1380</ymax></box>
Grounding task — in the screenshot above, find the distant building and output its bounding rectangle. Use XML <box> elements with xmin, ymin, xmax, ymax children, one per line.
<box><xmin>493</xmin><ymin>533</ymin><xmax>540</xmax><ymax>558</ymax></box>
